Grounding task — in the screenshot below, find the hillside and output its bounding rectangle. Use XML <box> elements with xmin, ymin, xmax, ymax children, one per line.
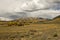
<box><xmin>0</xmin><ymin>15</ymin><xmax>60</xmax><ymax>26</ymax></box>
<box><xmin>0</xmin><ymin>16</ymin><xmax>59</xmax><ymax>40</ymax></box>
<box><xmin>50</xmin><ymin>15</ymin><xmax>60</xmax><ymax>23</ymax></box>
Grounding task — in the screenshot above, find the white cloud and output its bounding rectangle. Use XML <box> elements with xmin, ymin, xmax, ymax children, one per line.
<box><xmin>0</xmin><ymin>0</ymin><xmax>60</xmax><ymax>21</ymax></box>
<box><xmin>0</xmin><ymin>0</ymin><xmax>59</xmax><ymax>12</ymax></box>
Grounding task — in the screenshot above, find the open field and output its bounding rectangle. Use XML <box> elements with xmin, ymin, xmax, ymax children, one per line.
<box><xmin>0</xmin><ymin>24</ymin><xmax>60</xmax><ymax>40</ymax></box>
<box><xmin>0</xmin><ymin>16</ymin><xmax>60</xmax><ymax>40</ymax></box>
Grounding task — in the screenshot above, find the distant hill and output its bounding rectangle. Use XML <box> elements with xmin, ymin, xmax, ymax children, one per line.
<box><xmin>48</xmin><ymin>15</ymin><xmax>60</xmax><ymax>23</ymax></box>
<box><xmin>53</xmin><ymin>15</ymin><xmax>60</xmax><ymax>21</ymax></box>
<box><xmin>53</xmin><ymin>15</ymin><xmax>60</xmax><ymax>19</ymax></box>
<box><xmin>0</xmin><ymin>15</ymin><xmax>60</xmax><ymax>26</ymax></box>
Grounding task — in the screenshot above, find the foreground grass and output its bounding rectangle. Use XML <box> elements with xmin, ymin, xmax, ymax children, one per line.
<box><xmin>0</xmin><ymin>16</ymin><xmax>60</xmax><ymax>40</ymax></box>
<box><xmin>0</xmin><ymin>23</ymin><xmax>60</xmax><ymax>40</ymax></box>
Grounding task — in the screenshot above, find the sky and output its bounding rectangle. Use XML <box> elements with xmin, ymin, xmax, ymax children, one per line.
<box><xmin>0</xmin><ymin>0</ymin><xmax>60</xmax><ymax>21</ymax></box>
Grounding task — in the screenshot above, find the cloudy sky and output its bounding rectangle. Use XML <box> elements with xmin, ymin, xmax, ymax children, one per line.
<box><xmin>0</xmin><ymin>0</ymin><xmax>60</xmax><ymax>21</ymax></box>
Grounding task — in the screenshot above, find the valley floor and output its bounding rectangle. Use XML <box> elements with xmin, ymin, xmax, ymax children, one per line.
<box><xmin>0</xmin><ymin>23</ymin><xmax>60</xmax><ymax>40</ymax></box>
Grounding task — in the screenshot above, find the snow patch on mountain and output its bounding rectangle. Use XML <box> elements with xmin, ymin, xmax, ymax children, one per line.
<box><xmin>0</xmin><ymin>17</ymin><xmax>13</xmax><ymax>21</ymax></box>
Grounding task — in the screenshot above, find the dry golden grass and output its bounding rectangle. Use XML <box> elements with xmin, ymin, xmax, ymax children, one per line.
<box><xmin>0</xmin><ymin>16</ymin><xmax>59</xmax><ymax>40</ymax></box>
<box><xmin>0</xmin><ymin>16</ymin><xmax>59</xmax><ymax>32</ymax></box>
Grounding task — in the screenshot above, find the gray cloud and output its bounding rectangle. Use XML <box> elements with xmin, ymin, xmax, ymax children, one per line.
<box><xmin>0</xmin><ymin>0</ymin><xmax>60</xmax><ymax>21</ymax></box>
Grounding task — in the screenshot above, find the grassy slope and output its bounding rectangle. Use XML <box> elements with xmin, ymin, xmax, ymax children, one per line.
<box><xmin>0</xmin><ymin>17</ymin><xmax>60</xmax><ymax>40</ymax></box>
<box><xmin>0</xmin><ymin>17</ymin><xmax>59</xmax><ymax>32</ymax></box>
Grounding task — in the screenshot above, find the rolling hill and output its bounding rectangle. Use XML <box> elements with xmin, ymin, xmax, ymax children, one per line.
<box><xmin>0</xmin><ymin>15</ymin><xmax>59</xmax><ymax>40</ymax></box>
<box><xmin>0</xmin><ymin>15</ymin><xmax>60</xmax><ymax>26</ymax></box>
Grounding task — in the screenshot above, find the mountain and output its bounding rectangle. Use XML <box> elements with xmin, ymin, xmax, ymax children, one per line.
<box><xmin>53</xmin><ymin>15</ymin><xmax>60</xmax><ymax>19</ymax></box>
<box><xmin>0</xmin><ymin>0</ymin><xmax>60</xmax><ymax>21</ymax></box>
<box><xmin>44</xmin><ymin>15</ymin><xmax>60</xmax><ymax>23</ymax></box>
<box><xmin>52</xmin><ymin>15</ymin><xmax>60</xmax><ymax>22</ymax></box>
<box><xmin>0</xmin><ymin>15</ymin><xmax>60</xmax><ymax>26</ymax></box>
<box><xmin>0</xmin><ymin>10</ymin><xmax>60</xmax><ymax>21</ymax></box>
